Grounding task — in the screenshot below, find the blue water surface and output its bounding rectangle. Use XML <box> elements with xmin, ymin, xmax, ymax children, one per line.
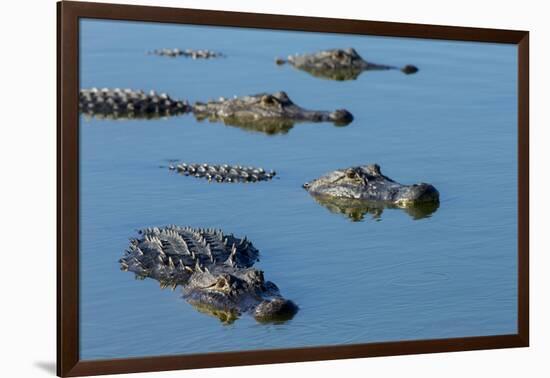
<box><xmin>79</xmin><ymin>19</ymin><xmax>518</xmax><ymax>360</ymax></box>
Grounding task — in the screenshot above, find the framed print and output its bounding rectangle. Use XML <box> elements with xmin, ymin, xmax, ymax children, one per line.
<box><xmin>57</xmin><ymin>1</ymin><xmax>529</xmax><ymax>376</ymax></box>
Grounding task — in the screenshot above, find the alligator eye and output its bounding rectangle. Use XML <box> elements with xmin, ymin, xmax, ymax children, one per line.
<box><xmin>332</xmin><ymin>50</ymin><xmax>345</xmax><ymax>59</ymax></box>
<box><xmin>261</xmin><ymin>95</ymin><xmax>277</xmax><ymax>106</ymax></box>
<box><xmin>346</xmin><ymin>170</ymin><xmax>358</xmax><ymax>179</ymax></box>
<box><xmin>215</xmin><ymin>277</ymin><xmax>229</xmax><ymax>290</ymax></box>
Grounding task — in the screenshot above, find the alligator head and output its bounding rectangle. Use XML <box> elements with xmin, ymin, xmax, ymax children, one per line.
<box><xmin>120</xmin><ymin>226</ymin><xmax>298</xmax><ymax>323</ymax></box>
<box><xmin>277</xmin><ymin>48</ymin><xmax>419</xmax><ymax>81</ymax></box>
<box><xmin>303</xmin><ymin>164</ymin><xmax>439</xmax><ymax>208</ymax></box>
<box><xmin>184</xmin><ymin>267</ymin><xmax>298</xmax><ymax>323</ymax></box>
<box><xmin>192</xmin><ymin>91</ymin><xmax>353</xmax><ymax>134</ymax></box>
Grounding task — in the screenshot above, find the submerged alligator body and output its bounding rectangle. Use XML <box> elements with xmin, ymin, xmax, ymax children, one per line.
<box><xmin>192</xmin><ymin>91</ymin><xmax>354</xmax><ymax>135</ymax></box>
<box><xmin>304</xmin><ymin>164</ymin><xmax>439</xmax><ymax>216</ymax></box>
<box><xmin>150</xmin><ymin>48</ymin><xmax>224</xmax><ymax>59</ymax></box>
<box><xmin>79</xmin><ymin>88</ymin><xmax>191</xmax><ymax>120</ymax></box>
<box><xmin>276</xmin><ymin>48</ymin><xmax>418</xmax><ymax>81</ymax></box>
<box><xmin>168</xmin><ymin>162</ymin><xmax>276</xmax><ymax>183</ymax></box>
<box><xmin>120</xmin><ymin>226</ymin><xmax>298</xmax><ymax>323</ymax></box>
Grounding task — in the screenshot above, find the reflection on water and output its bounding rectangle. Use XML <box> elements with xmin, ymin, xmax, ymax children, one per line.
<box><xmin>194</xmin><ymin>115</ymin><xmax>350</xmax><ymax>136</ymax></box>
<box><xmin>195</xmin><ymin>114</ymin><xmax>297</xmax><ymax>135</ymax></box>
<box><xmin>309</xmin><ymin>194</ymin><xmax>440</xmax><ymax>221</ymax></box>
<box><xmin>292</xmin><ymin>65</ymin><xmax>366</xmax><ymax>81</ymax></box>
<box><xmin>185</xmin><ymin>300</ymin><xmax>240</xmax><ymax>325</ymax></box>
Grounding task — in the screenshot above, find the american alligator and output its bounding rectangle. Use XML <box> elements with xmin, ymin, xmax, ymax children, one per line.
<box><xmin>79</xmin><ymin>88</ymin><xmax>191</xmax><ymax>120</ymax></box>
<box><xmin>149</xmin><ymin>48</ymin><xmax>224</xmax><ymax>59</ymax></box>
<box><xmin>192</xmin><ymin>91</ymin><xmax>354</xmax><ymax>134</ymax></box>
<box><xmin>276</xmin><ymin>48</ymin><xmax>419</xmax><ymax>81</ymax></box>
<box><xmin>120</xmin><ymin>226</ymin><xmax>298</xmax><ymax>323</ymax></box>
<box><xmin>167</xmin><ymin>162</ymin><xmax>276</xmax><ymax>183</ymax></box>
<box><xmin>303</xmin><ymin>164</ymin><xmax>439</xmax><ymax>208</ymax></box>
<box><xmin>310</xmin><ymin>194</ymin><xmax>439</xmax><ymax>221</ymax></box>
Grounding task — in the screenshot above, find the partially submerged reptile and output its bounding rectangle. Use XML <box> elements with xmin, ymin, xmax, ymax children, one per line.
<box><xmin>304</xmin><ymin>164</ymin><xmax>439</xmax><ymax>210</ymax></box>
<box><xmin>79</xmin><ymin>88</ymin><xmax>191</xmax><ymax>120</ymax></box>
<box><xmin>192</xmin><ymin>91</ymin><xmax>354</xmax><ymax>134</ymax></box>
<box><xmin>167</xmin><ymin>162</ymin><xmax>276</xmax><ymax>183</ymax></box>
<box><xmin>79</xmin><ymin>89</ymin><xmax>353</xmax><ymax>133</ymax></box>
<box><xmin>120</xmin><ymin>226</ymin><xmax>298</xmax><ymax>323</ymax></box>
<box><xmin>276</xmin><ymin>48</ymin><xmax>419</xmax><ymax>81</ymax></box>
<box><xmin>149</xmin><ymin>48</ymin><xmax>224</xmax><ymax>59</ymax></box>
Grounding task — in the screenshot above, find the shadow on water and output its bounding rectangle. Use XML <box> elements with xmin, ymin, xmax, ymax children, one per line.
<box><xmin>309</xmin><ymin>194</ymin><xmax>440</xmax><ymax>222</ymax></box>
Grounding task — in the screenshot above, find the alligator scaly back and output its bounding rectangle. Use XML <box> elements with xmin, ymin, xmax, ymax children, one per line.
<box><xmin>167</xmin><ymin>162</ymin><xmax>276</xmax><ymax>183</ymax></box>
<box><xmin>120</xmin><ymin>226</ymin><xmax>259</xmax><ymax>287</ymax></box>
<box><xmin>149</xmin><ymin>48</ymin><xmax>224</xmax><ymax>59</ymax></box>
<box><xmin>79</xmin><ymin>88</ymin><xmax>191</xmax><ymax>120</ymax></box>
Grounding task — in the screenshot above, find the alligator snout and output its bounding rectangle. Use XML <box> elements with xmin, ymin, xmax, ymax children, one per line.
<box><xmin>401</xmin><ymin>65</ymin><xmax>419</xmax><ymax>75</ymax></box>
<box><xmin>254</xmin><ymin>298</ymin><xmax>299</xmax><ymax>322</ymax></box>
<box><xmin>329</xmin><ymin>109</ymin><xmax>354</xmax><ymax>125</ymax></box>
<box><xmin>395</xmin><ymin>183</ymin><xmax>439</xmax><ymax>206</ymax></box>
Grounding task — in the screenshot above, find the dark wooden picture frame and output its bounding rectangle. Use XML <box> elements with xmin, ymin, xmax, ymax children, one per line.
<box><xmin>57</xmin><ymin>1</ymin><xmax>529</xmax><ymax>376</ymax></box>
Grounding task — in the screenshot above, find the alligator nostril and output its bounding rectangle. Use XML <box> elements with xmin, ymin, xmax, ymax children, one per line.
<box><xmin>417</xmin><ymin>184</ymin><xmax>440</xmax><ymax>202</ymax></box>
<box><xmin>401</xmin><ymin>65</ymin><xmax>419</xmax><ymax>75</ymax></box>
<box><xmin>254</xmin><ymin>298</ymin><xmax>299</xmax><ymax>323</ymax></box>
<box><xmin>330</xmin><ymin>109</ymin><xmax>354</xmax><ymax>125</ymax></box>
